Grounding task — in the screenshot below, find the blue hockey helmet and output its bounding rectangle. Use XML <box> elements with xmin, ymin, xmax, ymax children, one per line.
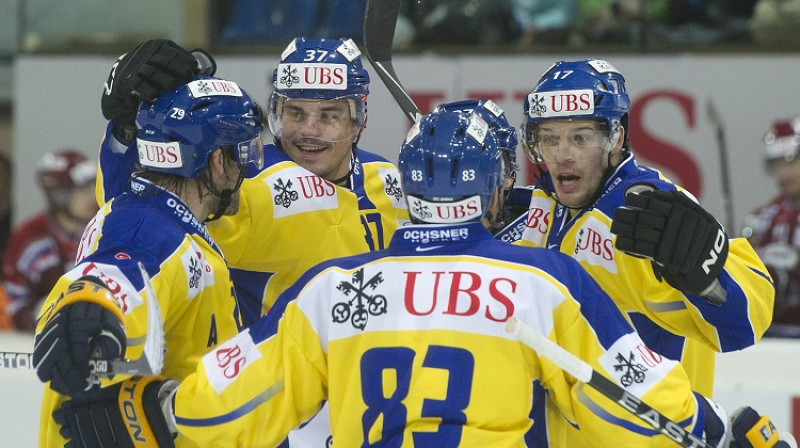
<box><xmin>268</xmin><ymin>37</ymin><xmax>370</xmax><ymax>138</ymax></box>
<box><xmin>523</xmin><ymin>59</ymin><xmax>630</xmax><ymax>163</ymax></box>
<box><xmin>135</xmin><ymin>76</ymin><xmax>264</xmax><ymax>178</ymax></box>
<box><xmin>399</xmin><ymin>109</ymin><xmax>503</xmax><ymax>224</ymax></box>
<box><xmin>434</xmin><ymin>99</ymin><xmax>518</xmax><ymax>178</ymax></box>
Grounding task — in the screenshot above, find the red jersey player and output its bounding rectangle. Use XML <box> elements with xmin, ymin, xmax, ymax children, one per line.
<box><xmin>2</xmin><ymin>149</ymin><xmax>97</xmax><ymax>330</ymax></box>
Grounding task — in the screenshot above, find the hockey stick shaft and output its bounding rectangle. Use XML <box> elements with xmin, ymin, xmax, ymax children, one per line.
<box><xmin>505</xmin><ymin>317</ymin><xmax>714</xmax><ymax>448</ymax></box>
<box><xmin>363</xmin><ymin>0</ymin><xmax>421</xmax><ymax>124</ymax></box>
<box><xmin>705</xmin><ymin>99</ymin><xmax>734</xmax><ymax>232</ymax></box>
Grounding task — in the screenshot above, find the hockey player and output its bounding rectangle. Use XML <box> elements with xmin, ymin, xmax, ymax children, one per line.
<box><xmin>742</xmin><ymin>117</ymin><xmax>800</xmax><ymax>338</ymax></box>
<box><xmin>495</xmin><ymin>58</ymin><xmax>775</xmax><ymax>446</ymax></box>
<box><xmin>93</xmin><ymin>37</ymin><xmax>408</xmax><ymax>447</ymax></box>
<box><xmin>32</xmin><ymin>75</ymin><xmax>264</xmax><ymax>447</ymax></box>
<box><xmin>95</xmin><ymin>37</ymin><xmax>409</xmax><ymax>325</ymax></box>
<box><xmin>49</xmin><ymin>105</ymin><xmax>796</xmax><ymax>448</ymax></box>
<box><xmin>2</xmin><ymin>149</ymin><xmax>97</xmax><ymax>331</ymax></box>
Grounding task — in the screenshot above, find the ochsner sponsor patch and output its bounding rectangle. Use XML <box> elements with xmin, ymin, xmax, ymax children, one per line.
<box><xmin>203</xmin><ymin>329</ymin><xmax>261</xmax><ymax>394</ymax></box>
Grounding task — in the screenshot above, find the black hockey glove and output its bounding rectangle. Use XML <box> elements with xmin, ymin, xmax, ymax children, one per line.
<box><xmin>101</xmin><ymin>39</ymin><xmax>215</xmax><ymax>143</ymax></box>
<box><xmin>610</xmin><ymin>187</ymin><xmax>729</xmax><ymax>297</ymax></box>
<box><xmin>53</xmin><ymin>376</ymin><xmax>178</xmax><ymax>448</ymax></box>
<box><xmin>728</xmin><ymin>406</ymin><xmax>797</xmax><ymax>448</ymax></box>
<box><xmin>33</xmin><ymin>277</ymin><xmax>126</xmax><ymax>399</ymax></box>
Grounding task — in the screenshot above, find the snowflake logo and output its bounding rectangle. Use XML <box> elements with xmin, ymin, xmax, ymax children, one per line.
<box><xmin>529</xmin><ymin>94</ymin><xmax>547</xmax><ymax>116</ymax></box>
<box><xmin>411</xmin><ymin>199</ymin><xmax>432</xmax><ymax>220</ymax></box>
<box><xmin>280</xmin><ymin>65</ymin><xmax>300</xmax><ymax>88</ymax></box>
<box><xmin>273</xmin><ymin>178</ymin><xmax>299</xmax><ymax>208</ymax></box>
<box><xmin>188</xmin><ymin>255</ymin><xmax>202</xmax><ymax>290</ymax></box>
<box><xmin>196</xmin><ymin>80</ymin><xmax>213</xmax><ymax>95</ymax></box>
<box><xmin>384</xmin><ymin>174</ymin><xmax>403</xmax><ymax>201</ymax></box>
<box><xmin>613</xmin><ymin>351</ymin><xmax>647</xmax><ymax>387</ymax></box>
<box><xmin>331</xmin><ymin>268</ymin><xmax>387</xmax><ymax>331</ymax></box>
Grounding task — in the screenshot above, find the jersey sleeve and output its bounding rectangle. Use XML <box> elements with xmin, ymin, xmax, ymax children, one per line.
<box><xmin>526</xmin><ymin>252</ymin><xmax>716</xmax><ymax>447</ymax></box>
<box><xmin>602</xmin><ymin>235</ymin><xmax>773</xmax><ymax>353</ymax></box>
<box><xmin>172</xmin><ymin>299</ymin><xmax>325</xmax><ymax>447</ymax></box>
<box><xmin>95</xmin><ymin>123</ymin><xmax>138</xmax><ymax>206</ymax></box>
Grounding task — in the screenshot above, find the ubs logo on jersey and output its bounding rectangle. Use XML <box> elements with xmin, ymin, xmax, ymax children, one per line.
<box><xmin>402</xmin><ymin>270</ymin><xmax>516</xmax><ymax>322</ymax></box>
<box><xmin>573</xmin><ymin>216</ymin><xmax>617</xmax><ymax>273</ymax></box>
<box><xmin>268</xmin><ymin>167</ymin><xmax>339</xmax><ymax>217</ymax></box>
<box><xmin>332</xmin><ymin>267</ymin><xmax>387</xmax><ymax>331</ymax></box>
<box><xmin>520</xmin><ymin>196</ymin><xmax>553</xmax><ymax>247</ymax></box>
<box><xmin>72</xmin><ymin>261</ymin><xmax>142</xmax><ymax>314</ymax></box>
<box><xmin>203</xmin><ymin>329</ymin><xmax>261</xmax><ymax>394</ymax></box>
<box><xmin>273</xmin><ymin>178</ymin><xmax>299</xmax><ymax>208</ymax></box>
<box><xmin>298</xmin><ymin>175</ymin><xmax>336</xmax><ymax>199</ymax></box>
<box><xmin>601</xmin><ymin>334</ymin><xmax>668</xmax><ymax>398</ymax></box>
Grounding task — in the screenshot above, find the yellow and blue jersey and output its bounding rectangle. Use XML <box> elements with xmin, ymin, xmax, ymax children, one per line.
<box><xmin>207</xmin><ymin>143</ymin><xmax>409</xmax><ymax>325</ymax></box>
<box><xmin>171</xmin><ymin>222</ymin><xmax>718</xmax><ymax>448</ymax></box>
<box><xmin>495</xmin><ymin>153</ymin><xmax>775</xmax><ymax>446</ymax></box>
<box><xmin>37</xmin><ymin>177</ymin><xmax>242</xmax><ymax>448</ymax></box>
<box><xmin>95</xmin><ymin>126</ymin><xmax>410</xmax><ymax>326</ymax></box>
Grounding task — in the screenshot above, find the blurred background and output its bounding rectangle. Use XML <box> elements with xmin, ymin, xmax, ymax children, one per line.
<box><xmin>2</xmin><ymin>0</ymin><xmax>800</xmax><ymax>446</ymax></box>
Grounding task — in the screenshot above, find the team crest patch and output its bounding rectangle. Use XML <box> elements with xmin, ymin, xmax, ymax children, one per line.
<box><xmin>600</xmin><ymin>333</ymin><xmax>668</xmax><ymax>398</ymax></box>
<box><xmin>613</xmin><ymin>351</ymin><xmax>648</xmax><ymax>387</ymax></box>
<box><xmin>273</xmin><ymin>178</ymin><xmax>299</xmax><ymax>208</ymax></box>
<box><xmin>410</xmin><ymin>198</ymin><xmax>432</xmax><ymax>221</ymax></box>
<box><xmin>332</xmin><ymin>268</ymin><xmax>387</xmax><ymax>331</ymax></box>
<box><xmin>278</xmin><ymin>64</ymin><xmax>300</xmax><ymax>88</ymax></box>
<box><xmin>384</xmin><ymin>173</ymin><xmax>403</xmax><ymax>201</ymax></box>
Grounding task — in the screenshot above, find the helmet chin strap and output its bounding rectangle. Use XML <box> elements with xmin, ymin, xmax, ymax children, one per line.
<box><xmin>204</xmin><ymin>164</ymin><xmax>247</xmax><ymax>222</ymax></box>
<box><xmin>326</xmin><ymin>135</ymin><xmax>361</xmax><ymax>188</ymax></box>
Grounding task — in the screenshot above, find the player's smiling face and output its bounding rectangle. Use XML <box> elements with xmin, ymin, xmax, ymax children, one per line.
<box><xmin>535</xmin><ymin>119</ymin><xmax>624</xmax><ymax>208</ymax></box>
<box><xmin>279</xmin><ymin>99</ymin><xmax>361</xmax><ymax>182</ymax></box>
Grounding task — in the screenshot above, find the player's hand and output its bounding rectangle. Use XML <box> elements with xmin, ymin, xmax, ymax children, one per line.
<box><xmin>101</xmin><ymin>39</ymin><xmax>215</xmax><ymax>143</ymax></box>
<box><xmin>54</xmin><ymin>376</ymin><xmax>178</xmax><ymax>448</ymax></box>
<box><xmin>610</xmin><ymin>186</ymin><xmax>729</xmax><ymax>296</ymax></box>
<box><xmin>33</xmin><ymin>277</ymin><xmax>126</xmax><ymax>398</ymax></box>
<box><xmin>728</xmin><ymin>406</ymin><xmax>798</xmax><ymax>448</ymax></box>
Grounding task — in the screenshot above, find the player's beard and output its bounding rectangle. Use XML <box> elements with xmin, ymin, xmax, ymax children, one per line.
<box><xmin>222</xmin><ymin>189</ymin><xmax>241</xmax><ymax>216</ymax></box>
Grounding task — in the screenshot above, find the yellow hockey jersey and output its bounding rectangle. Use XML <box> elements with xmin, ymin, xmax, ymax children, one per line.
<box><xmin>495</xmin><ymin>154</ymin><xmax>774</xmax><ymax>447</ymax></box>
<box><xmin>207</xmin><ymin>144</ymin><xmax>409</xmax><ymax>325</ymax></box>
<box><xmin>170</xmin><ymin>223</ymin><xmax>723</xmax><ymax>448</ymax></box>
<box><xmin>36</xmin><ymin>178</ymin><xmax>242</xmax><ymax>448</ymax></box>
<box><xmin>96</xmin><ymin>127</ymin><xmax>409</xmax><ymax>325</ymax></box>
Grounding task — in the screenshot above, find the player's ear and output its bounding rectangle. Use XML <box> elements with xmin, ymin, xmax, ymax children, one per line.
<box><xmin>208</xmin><ymin>148</ymin><xmax>225</xmax><ymax>176</ymax></box>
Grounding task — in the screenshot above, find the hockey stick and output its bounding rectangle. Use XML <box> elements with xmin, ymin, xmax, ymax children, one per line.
<box><xmin>6</xmin><ymin>263</ymin><xmax>164</xmax><ymax>378</ymax></box>
<box><xmin>88</xmin><ymin>262</ymin><xmax>164</xmax><ymax>381</ymax></box>
<box><xmin>705</xmin><ymin>99</ymin><xmax>734</xmax><ymax>232</ymax></box>
<box><xmin>363</xmin><ymin>0</ymin><xmax>421</xmax><ymax>124</ymax></box>
<box><xmin>505</xmin><ymin>317</ymin><xmax>714</xmax><ymax>448</ymax></box>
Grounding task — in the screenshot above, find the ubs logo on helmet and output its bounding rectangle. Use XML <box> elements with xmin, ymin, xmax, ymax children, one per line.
<box><xmin>529</xmin><ymin>89</ymin><xmax>595</xmax><ymax>118</ymax></box>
